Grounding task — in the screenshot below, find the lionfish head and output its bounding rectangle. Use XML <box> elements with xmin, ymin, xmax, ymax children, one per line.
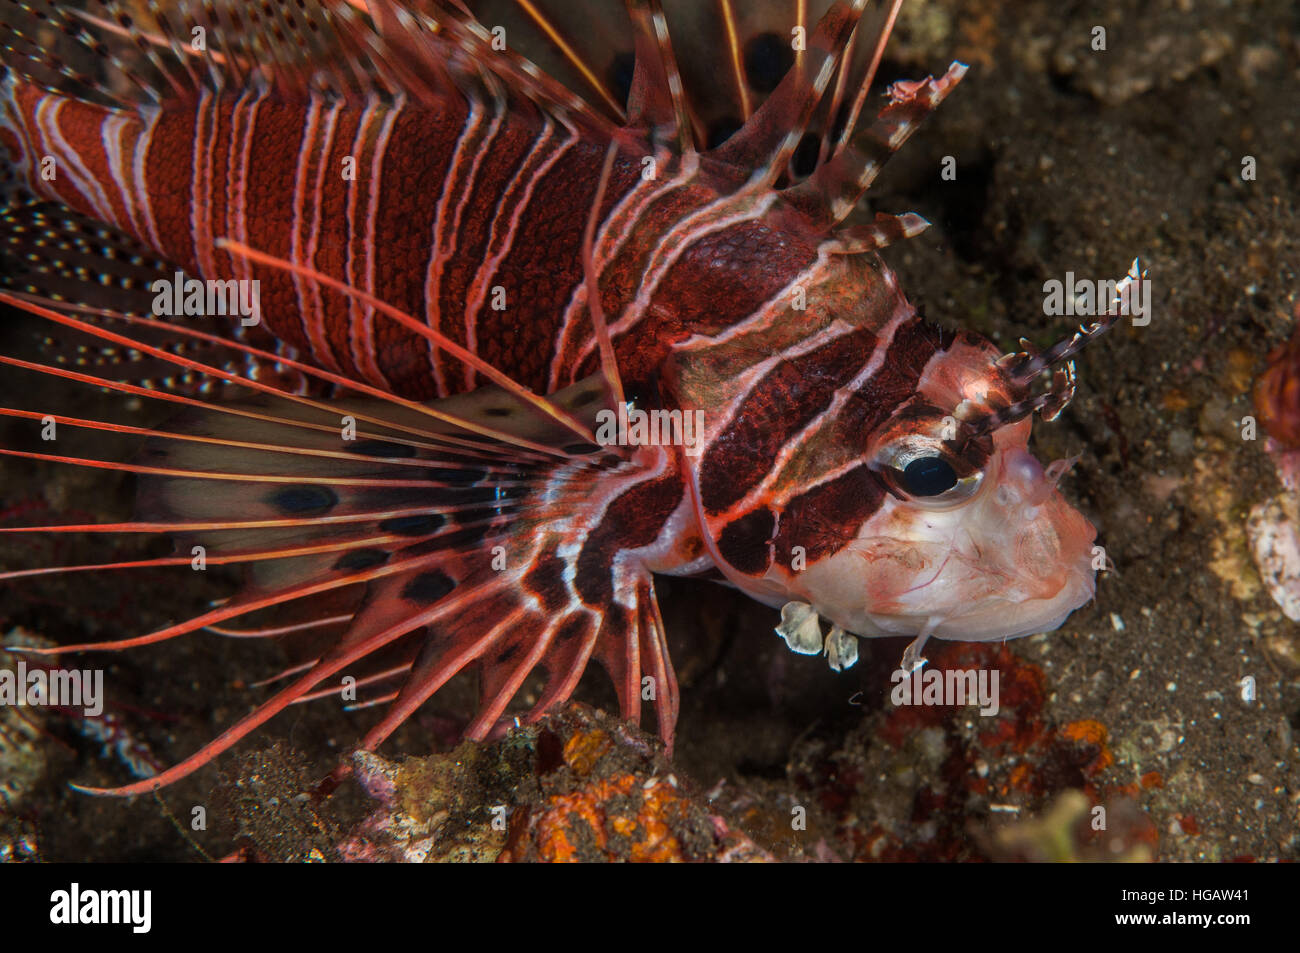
<box><xmin>803</xmin><ymin>333</ymin><xmax>1097</xmax><ymax>644</ymax></box>
<box><xmin>752</xmin><ymin>291</ymin><xmax>1132</xmax><ymax>652</ymax></box>
<box><xmin>769</xmin><ymin>259</ymin><xmax>1144</xmax><ymax>656</ymax></box>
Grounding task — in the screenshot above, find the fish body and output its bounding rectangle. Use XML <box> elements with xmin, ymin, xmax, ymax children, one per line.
<box><xmin>0</xmin><ymin>0</ymin><xmax>1111</xmax><ymax>795</ymax></box>
<box><xmin>2</xmin><ymin>64</ymin><xmax>845</xmax><ymax>402</ymax></box>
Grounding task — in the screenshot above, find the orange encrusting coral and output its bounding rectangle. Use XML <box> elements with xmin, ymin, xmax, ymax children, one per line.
<box><xmin>1060</xmin><ymin>719</ymin><xmax>1115</xmax><ymax>774</ymax></box>
<box><xmin>529</xmin><ymin>775</ymin><xmax>685</xmax><ymax>863</ymax></box>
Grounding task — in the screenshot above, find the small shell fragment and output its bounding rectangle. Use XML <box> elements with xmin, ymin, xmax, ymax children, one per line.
<box><xmin>1247</xmin><ymin>497</ymin><xmax>1300</xmax><ymax>621</ymax></box>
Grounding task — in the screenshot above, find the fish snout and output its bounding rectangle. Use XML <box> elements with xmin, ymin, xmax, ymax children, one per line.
<box><xmin>989</xmin><ymin>450</ymin><xmax>1096</xmax><ymax>594</ymax></box>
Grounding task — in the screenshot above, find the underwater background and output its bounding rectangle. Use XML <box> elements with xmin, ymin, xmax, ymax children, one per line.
<box><xmin>1</xmin><ymin>0</ymin><xmax>1298</xmax><ymax>862</ymax></box>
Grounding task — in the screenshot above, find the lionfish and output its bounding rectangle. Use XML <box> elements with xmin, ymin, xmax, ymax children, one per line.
<box><xmin>0</xmin><ymin>0</ymin><xmax>1118</xmax><ymax>797</ymax></box>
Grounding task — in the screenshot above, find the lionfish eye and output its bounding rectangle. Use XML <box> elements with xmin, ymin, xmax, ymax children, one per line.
<box><xmin>875</xmin><ymin>440</ymin><xmax>981</xmax><ymax>504</ymax></box>
<box><xmin>901</xmin><ymin>456</ymin><xmax>958</xmax><ymax>497</ymax></box>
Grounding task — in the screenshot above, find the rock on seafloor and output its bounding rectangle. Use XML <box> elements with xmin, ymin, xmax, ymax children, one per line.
<box><xmin>0</xmin><ymin>629</ymin><xmax>52</xmax><ymax>862</ymax></box>
<box><xmin>1248</xmin><ymin>493</ymin><xmax>1300</xmax><ymax>623</ymax></box>
<box><xmin>220</xmin><ymin>704</ymin><xmax>772</xmax><ymax>863</ymax></box>
<box><xmin>345</xmin><ymin>704</ymin><xmax>771</xmax><ymax>862</ymax></box>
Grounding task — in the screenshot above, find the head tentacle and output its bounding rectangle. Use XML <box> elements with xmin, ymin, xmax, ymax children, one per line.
<box><xmin>959</xmin><ymin>258</ymin><xmax>1145</xmax><ymax>437</ymax></box>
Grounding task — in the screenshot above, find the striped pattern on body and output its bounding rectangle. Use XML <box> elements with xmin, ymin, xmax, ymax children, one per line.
<box><xmin>663</xmin><ymin>247</ymin><xmax>971</xmax><ymax>579</ymax></box>
<box><xmin>3</xmin><ymin>75</ymin><xmax>831</xmax><ymax>403</ymax></box>
<box><xmin>1</xmin><ymin>71</ymin><xmax>963</xmax><ymax>579</ymax></box>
